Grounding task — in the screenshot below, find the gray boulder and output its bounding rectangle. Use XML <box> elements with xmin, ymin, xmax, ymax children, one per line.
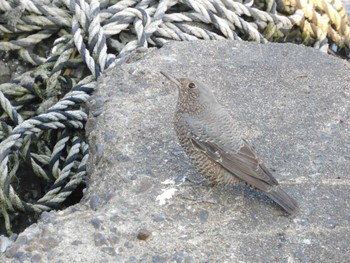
<box><xmin>1</xmin><ymin>40</ymin><xmax>349</xmax><ymax>262</ymax></box>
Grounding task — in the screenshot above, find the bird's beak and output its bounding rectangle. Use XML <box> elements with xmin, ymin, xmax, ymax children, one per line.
<box><xmin>160</xmin><ymin>71</ymin><xmax>181</xmax><ymax>87</ymax></box>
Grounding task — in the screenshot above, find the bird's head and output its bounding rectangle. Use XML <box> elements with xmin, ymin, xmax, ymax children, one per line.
<box><xmin>161</xmin><ymin>71</ymin><xmax>217</xmax><ymax>113</ymax></box>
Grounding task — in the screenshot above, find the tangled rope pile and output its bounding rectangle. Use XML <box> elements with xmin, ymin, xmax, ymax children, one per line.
<box><xmin>0</xmin><ymin>0</ymin><xmax>349</xmax><ymax>234</ymax></box>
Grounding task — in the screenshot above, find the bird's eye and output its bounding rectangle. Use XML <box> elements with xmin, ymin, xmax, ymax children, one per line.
<box><xmin>188</xmin><ymin>82</ymin><xmax>196</xmax><ymax>89</ymax></box>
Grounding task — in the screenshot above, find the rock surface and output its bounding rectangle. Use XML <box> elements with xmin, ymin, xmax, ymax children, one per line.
<box><xmin>1</xmin><ymin>40</ymin><xmax>350</xmax><ymax>262</ymax></box>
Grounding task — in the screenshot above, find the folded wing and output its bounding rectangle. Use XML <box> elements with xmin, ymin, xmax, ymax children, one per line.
<box><xmin>190</xmin><ymin>136</ymin><xmax>298</xmax><ymax>214</ymax></box>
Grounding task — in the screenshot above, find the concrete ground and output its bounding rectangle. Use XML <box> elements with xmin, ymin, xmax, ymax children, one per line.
<box><xmin>1</xmin><ymin>40</ymin><xmax>349</xmax><ymax>262</ymax></box>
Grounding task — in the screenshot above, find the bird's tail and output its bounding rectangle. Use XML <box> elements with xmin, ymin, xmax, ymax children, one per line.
<box><xmin>267</xmin><ymin>187</ymin><xmax>298</xmax><ymax>214</ymax></box>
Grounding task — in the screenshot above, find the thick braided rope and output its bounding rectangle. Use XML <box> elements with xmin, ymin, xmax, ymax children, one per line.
<box><xmin>71</xmin><ymin>0</ymin><xmax>102</xmax><ymax>78</ymax></box>
<box><xmin>0</xmin><ymin>0</ymin><xmax>349</xmax><ymax>234</ymax></box>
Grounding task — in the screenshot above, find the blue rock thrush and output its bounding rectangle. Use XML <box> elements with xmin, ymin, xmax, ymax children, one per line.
<box><xmin>161</xmin><ymin>72</ymin><xmax>298</xmax><ymax>214</ymax></box>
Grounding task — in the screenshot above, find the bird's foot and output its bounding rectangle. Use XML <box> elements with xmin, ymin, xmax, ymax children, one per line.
<box><xmin>185</xmin><ymin>177</ymin><xmax>207</xmax><ymax>185</ymax></box>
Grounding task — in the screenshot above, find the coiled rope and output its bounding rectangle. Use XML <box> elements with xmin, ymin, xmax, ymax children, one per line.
<box><xmin>0</xmin><ymin>0</ymin><xmax>349</xmax><ymax>234</ymax></box>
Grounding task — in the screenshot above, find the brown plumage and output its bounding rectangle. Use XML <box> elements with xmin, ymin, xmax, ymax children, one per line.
<box><xmin>161</xmin><ymin>71</ymin><xmax>298</xmax><ymax>214</ymax></box>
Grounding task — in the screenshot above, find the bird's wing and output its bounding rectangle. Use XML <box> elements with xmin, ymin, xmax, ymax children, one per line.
<box><xmin>184</xmin><ymin>111</ymin><xmax>279</xmax><ymax>191</ymax></box>
<box><xmin>191</xmin><ymin>136</ymin><xmax>299</xmax><ymax>213</ymax></box>
<box><xmin>190</xmin><ymin>135</ymin><xmax>279</xmax><ymax>192</ymax></box>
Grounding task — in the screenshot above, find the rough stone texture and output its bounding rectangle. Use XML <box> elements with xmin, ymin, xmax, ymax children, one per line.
<box><xmin>1</xmin><ymin>40</ymin><xmax>350</xmax><ymax>262</ymax></box>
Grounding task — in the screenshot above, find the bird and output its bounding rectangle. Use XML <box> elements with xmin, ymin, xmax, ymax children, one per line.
<box><xmin>161</xmin><ymin>71</ymin><xmax>298</xmax><ymax>214</ymax></box>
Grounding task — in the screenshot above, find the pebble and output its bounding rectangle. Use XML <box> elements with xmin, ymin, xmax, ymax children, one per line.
<box><xmin>25</xmin><ymin>243</ymin><xmax>42</xmax><ymax>252</ymax></box>
<box><xmin>108</xmin><ymin>235</ymin><xmax>120</xmax><ymax>245</ymax></box>
<box><xmin>103</xmin><ymin>131</ymin><xmax>117</xmax><ymax>143</ymax></box>
<box><xmin>90</xmin><ymin>217</ymin><xmax>104</xmax><ymax>230</ymax></box>
<box><xmin>94</xmin><ymin>233</ymin><xmax>108</xmax><ymax>246</ymax></box>
<box><xmin>41</xmin><ymin>237</ymin><xmax>60</xmax><ymax>251</ymax></box>
<box><xmin>127</xmin><ymin>256</ymin><xmax>138</xmax><ymax>263</ymax></box>
<box><xmin>39</xmin><ymin>212</ymin><xmax>56</xmax><ymax>224</ymax></box>
<box><xmin>15</xmin><ymin>251</ymin><xmax>31</xmax><ymax>261</ymax></box>
<box><xmin>324</xmin><ymin>219</ymin><xmax>337</xmax><ymax>229</ymax></box>
<box><xmin>92</xmin><ymin>109</ymin><xmax>103</xmax><ymax>117</ymax></box>
<box><xmin>130</xmin><ymin>174</ymin><xmax>138</xmax><ymax>180</ymax></box>
<box><xmin>124</xmin><ymin>241</ymin><xmax>133</xmax><ymax>249</ymax></box>
<box><xmin>110</xmin><ymin>226</ymin><xmax>118</xmax><ymax>233</ymax></box>
<box><xmin>31</xmin><ymin>253</ymin><xmax>44</xmax><ymax>263</ymax></box>
<box><xmin>90</xmin><ymin>194</ymin><xmax>103</xmax><ymax>210</ymax></box>
<box><xmin>137</xmin><ymin>229</ymin><xmax>151</xmax><ymax>241</ymax></box>
<box><xmin>39</xmin><ymin>226</ymin><xmax>52</xmax><ymax>239</ymax></box>
<box><xmin>15</xmin><ymin>236</ymin><xmax>28</xmax><ymax>246</ymax></box>
<box><xmin>92</xmin><ymin>97</ymin><xmax>105</xmax><ymax>108</ymax></box>
<box><xmin>47</xmin><ymin>250</ymin><xmax>56</xmax><ymax>261</ymax></box>
<box><xmin>0</xmin><ymin>235</ymin><xmax>15</xmax><ymax>253</ymax></box>
<box><xmin>152</xmin><ymin>255</ymin><xmax>167</xmax><ymax>263</ymax></box>
<box><xmin>101</xmin><ymin>246</ymin><xmax>116</xmax><ymax>256</ymax></box>
<box><xmin>5</xmin><ymin>244</ymin><xmax>21</xmax><ymax>258</ymax></box>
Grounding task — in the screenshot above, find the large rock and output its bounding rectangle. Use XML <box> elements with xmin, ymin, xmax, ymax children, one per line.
<box><xmin>1</xmin><ymin>40</ymin><xmax>349</xmax><ymax>262</ymax></box>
